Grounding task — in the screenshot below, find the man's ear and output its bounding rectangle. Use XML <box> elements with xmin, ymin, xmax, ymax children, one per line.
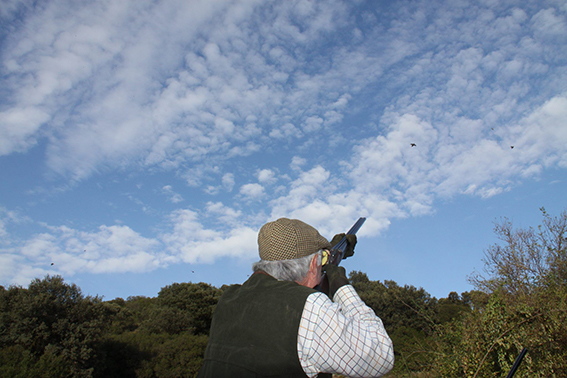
<box><xmin>310</xmin><ymin>254</ymin><xmax>319</xmax><ymax>271</ymax></box>
<box><xmin>297</xmin><ymin>254</ymin><xmax>322</xmax><ymax>288</ymax></box>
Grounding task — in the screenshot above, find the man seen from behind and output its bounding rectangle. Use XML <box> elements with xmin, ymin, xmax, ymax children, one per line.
<box><xmin>198</xmin><ymin>217</ymin><xmax>394</xmax><ymax>377</ymax></box>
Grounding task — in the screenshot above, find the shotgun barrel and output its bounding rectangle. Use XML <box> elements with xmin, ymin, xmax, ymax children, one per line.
<box><xmin>327</xmin><ymin>217</ymin><xmax>366</xmax><ymax>265</ymax></box>
<box><xmin>316</xmin><ymin>217</ymin><xmax>366</xmax><ymax>294</ymax></box>
<box><xmin>506</xmin><ymin>348</ymin><xmax>528</xmax><ymax>378</ymax></box>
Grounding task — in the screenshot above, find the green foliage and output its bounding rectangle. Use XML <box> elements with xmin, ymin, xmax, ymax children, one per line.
<box><xmin>431</xmin><ymin>208</ymin><xmax>567</xmax><ymax>377</ymax></box>
<box><xmin>103</xmin><ymin>299</ymin><xmax>138</xmax><ymax>335</ymax></box>
<box><xmin>349</xmin><ymin>272</ymin><xmax>437</xmax><ymax>334</ymax></box>
<box><xmin>144</xmin><ymin>332</ymin><xmax>208</xmax><ymax>378</ymax></box>
<box><xmin>0</xmin><ymin>344</ymin><xmax>71</xmax><ymax>378</ymax></box>
<box><xmin>0</xmin><ymin>277</ymin><xmax>217</xmax><ymax>377</ymax></box>
<box><xmin>124</xmin><ymin>296</ymin><xmax>159</xmax><ymax>330</ymax></box>
<box><xmin>96</xmin><ymin>282</ymin><xmax>220</xmax><ymax>377</ymax></box>
<box><xmin>96</xmin><ymin>336</ymin><xmax>147</xmax><ymax>378</ymax></box>
<box><xmin>349</xmin><ymin>271</ymin><xmax>439</xmax><ymax>375</ymax></box>
<box><xmin>0</xmin><ymin>275</ymin><xmax>113</xmax><ymax>378</ymax></box>
<box><xmin>98</xmin><ymin>331</ymin><xmax>208</xmax><ymax>378</ymax></box>
<box><xmin>436</xmin><ymin>291</ymin><xmax>471</xmax><ymax>324</ymax></box>
<box><xmin>156</xmin><ymin>282</ymin><xmax>222</xmax><ymax>335</ymax></box>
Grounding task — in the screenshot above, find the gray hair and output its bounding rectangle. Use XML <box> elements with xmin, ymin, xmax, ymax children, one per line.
<box><xmin>252</xmin><ymin>251</ymin><xmax>322</xmax><ymax>282</ymax></box>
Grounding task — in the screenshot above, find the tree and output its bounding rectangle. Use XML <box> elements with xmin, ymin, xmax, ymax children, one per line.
<box><xmin>95</xmin><ymin>282</ymin><xmax>221</xmax><ymax>377</ymax></box>
<box><xmin>433</xmin><ymin>209</ymin><xmax>567</xmax><ymax>377</ymax></box>
<box><xmin>156</xmin><ymin>282</ymin><xmax>222</xmax><ymax>335</ymax></box>
<box><xmin>349</xmin><ymin>271</ymin><xmax>438</xmax><ymax>375</ymax></box>
<box><xmin>470</xmin><ymin>208</ymin><xmax>567</xmax><ymax>297</ymax></box>
<box><xmin>0</xmin><ymin>275</ymin><xmax>114</xmax><ymax>378</ymax></box>
<box><xmin>436</xmin><ymin>292</ymin><xmax>471</xmax><ymax>324</ymax></box>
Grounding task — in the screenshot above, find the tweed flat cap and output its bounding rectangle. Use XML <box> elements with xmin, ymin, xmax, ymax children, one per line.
<box><xmin>258</xmin><ymin>218</ymin><xmax>332</xmax><ymax>261</ymax></box>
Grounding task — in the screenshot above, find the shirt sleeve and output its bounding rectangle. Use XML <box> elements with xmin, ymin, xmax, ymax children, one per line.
<box><xmin>297</xmin><ymin>285</ymin><xmax>395</xmax><ymax>378</ymax></box>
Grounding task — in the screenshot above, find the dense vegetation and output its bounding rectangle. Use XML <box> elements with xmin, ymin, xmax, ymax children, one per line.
<box><xmin>1</xmin><ymin>209</ymin><xmax>565</xmax><ymax>377</ymax></box>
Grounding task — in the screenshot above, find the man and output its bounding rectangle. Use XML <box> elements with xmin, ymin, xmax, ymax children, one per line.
<box><xmin>198</xmin><ymin>218</ymin><xmax>394</xmax><ymax>377</ymax></box>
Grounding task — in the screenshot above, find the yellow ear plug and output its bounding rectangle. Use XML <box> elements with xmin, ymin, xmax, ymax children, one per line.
<box><xmin>321</xmin><ymin>249</ymin><xmax>330</xmax><ymax>266</ymax></box>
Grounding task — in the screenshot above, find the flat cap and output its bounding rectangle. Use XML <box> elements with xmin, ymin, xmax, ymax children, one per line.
<box><xmin>258</xmin><ymin>218</ymin><xmax>331</xmax><ymax>261</ymax></box>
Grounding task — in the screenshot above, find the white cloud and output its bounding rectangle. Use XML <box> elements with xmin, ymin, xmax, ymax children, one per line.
<box><xmin>0</xmin><ymin>207</ymin><xmax>31</xmax><ymax>241</ymax></box>
<box><xmin>1</xmin><ymin>223</ymin><xmax>163</xmax><ymax>286</ymax></box>
<box><xmin>349</xmin><ymin>114</ymin><xmax>437</xmax><ymax>195</ymax></box>
<box><xmin>161</xmin><ymin>208</ymin><xmax>257</xmax><ymax>264</ymax></box>
<box><xmin>257</xmin><ymin>169</ymin><xmax>276</xmax><ymax>184</ymax></box>
<box><xmin>269</xmin><ymin>123</ymin><xmax>302</xmax><ymax>139</ymax></box>
<box><xmin>290</xmin><ymin>156</ymin><xmax>307</xmax><ymax>171</ymax></box>
<box><xmin>161</xmin><ymin>185</ymin><xmax>184</xmax><ymax>203</ymax></box>
<box><xmin>239</xmin><ymin>183</ymin><xmax>265</xmax><ymax>198</ymax></box>
<box><xmin>270</xmin><ymin>166</ymin><xmax>332</xmax><ymax>218</ymax></box>
<box><xmin>532</xmin><ymin>8</ymin><xmax>567</xmax><ymax>39</ymax></box>
<box><xmin>344</xmin><ymin>94</ymin><xmax>567</xmax><ymax>215</ymax></box>
<box><xmin>222</xmin><ymin>173</ymin><xmax>235</xmax><ymax>191</ymax></box>
<box><xmin>61</xmin><ymin>225</ymin><xmax>161</xmax><ymax>271</ymax></box>
<box><xmin>21</xmin><ymin>233</ymin><xmax>59</xmax><ymax>258</ymax></box>
<box><xmin>0</xmin><ymin>203</ymin><xmax>261</xmax><ymax>286</ymax></box>
<box><xmin>1</xmin><ymin>0</ymin><xmax>243</xmax><ymax>180</ymax></box>
<box><xmin>1</xmin><ymin>1</ymin><xmax>564</xmax><ymax>184</ymax></box>
<box><xmin>0</xmin><ymin>250</ymin><xmax>19</xmax><ymax>285</ymax></box>
<box><xmin>206</xmin><ymin>201</ymin><xmax>242</xmax><ymax>225</ymax></box>
<box><xmin>0</xmin><ymin>107</ymin><xmax>51</xmax><ymax>155</ymax></box>
<box><xmin>0</xmin><ymin>0</ymin><xmax>370</xmax><ymax>182</ymax></box>
<box><xmin>514</xmin><ymin>95</ymin><xmax>567</xmax><ymax>168</ymax></box>
<box><xmin>0</xmin><ymin>209</ymin><xmax>11</xmax><ymax>239</ymax></box>
<box><xmin>302</xmin><ymin>116</ymin><xmax>323</xmax><ymax>133</ymax></box>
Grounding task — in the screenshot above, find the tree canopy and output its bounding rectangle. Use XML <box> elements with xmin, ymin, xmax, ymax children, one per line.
<box><xmin>0</xmin><ymin>275</ymin><xmax>112</xmax><ymax>377</ymax></box>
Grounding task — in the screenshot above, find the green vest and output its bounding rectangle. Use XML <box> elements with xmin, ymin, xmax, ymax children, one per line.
<box><xmin>198</xmin><ymin>273</ymin><xmax>318</xmax><ymax>377</ymax></box>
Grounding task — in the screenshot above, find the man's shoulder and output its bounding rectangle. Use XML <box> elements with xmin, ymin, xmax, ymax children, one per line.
<box><xmin>226</xmin><ymin>272</ymin><xmax>318</xmax><ymax>304</ymax></box>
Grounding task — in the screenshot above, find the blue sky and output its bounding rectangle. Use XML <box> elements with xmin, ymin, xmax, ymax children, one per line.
<box><xmin>1</xmin><ymin>0</ymin><xmax>566</xmax><ymax>300</ymax></box>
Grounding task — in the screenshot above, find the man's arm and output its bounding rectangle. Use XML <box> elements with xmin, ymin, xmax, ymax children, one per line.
<box><xmin>297</xmin><ymin>288</ymin><xmax>394</xmax><ymax>378</ymax></box>
<box><xmin>299</xmin><ymin>217</ymin><xmax>394</xmax><ymax>377</ymax></box>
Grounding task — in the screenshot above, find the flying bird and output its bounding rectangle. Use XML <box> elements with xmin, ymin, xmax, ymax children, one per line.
<box><xmin>51</xmin><ymin>263</ymin><xmax>54</xmax><ymax>266</ymax></box>
<box><xmin>411</xmin><ymin>143</ymin><xmax>417</xmax><ymax>147</ymax></box>
<box><xmin>511</xmin><ymin>146</ymin><xmax>514</xmax><ymax>149</ymax></box>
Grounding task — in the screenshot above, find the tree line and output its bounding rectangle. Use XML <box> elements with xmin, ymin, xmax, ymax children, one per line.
<box><xmin>1</xmin><ymin>208</ymin><xmax>565</xmax><ymax>377</ymax></box>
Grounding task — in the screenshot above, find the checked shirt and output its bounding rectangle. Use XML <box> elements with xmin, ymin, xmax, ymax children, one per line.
<box><xmin>297</xmin><ymin>285</ymin><xmax>395</xmax><ymax>377</ymax></box>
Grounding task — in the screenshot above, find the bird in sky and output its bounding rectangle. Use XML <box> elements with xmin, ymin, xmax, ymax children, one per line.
<box><xmin>411</xmin><ymin>143</ymin><xmax>417</xmax><ymax>147</ymax></box>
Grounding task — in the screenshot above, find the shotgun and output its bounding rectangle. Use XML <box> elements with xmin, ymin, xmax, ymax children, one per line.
<box><xmin>316</xmin><ymin>217</ymin><xmax>366</xmax><ymax>294</ymax></box>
